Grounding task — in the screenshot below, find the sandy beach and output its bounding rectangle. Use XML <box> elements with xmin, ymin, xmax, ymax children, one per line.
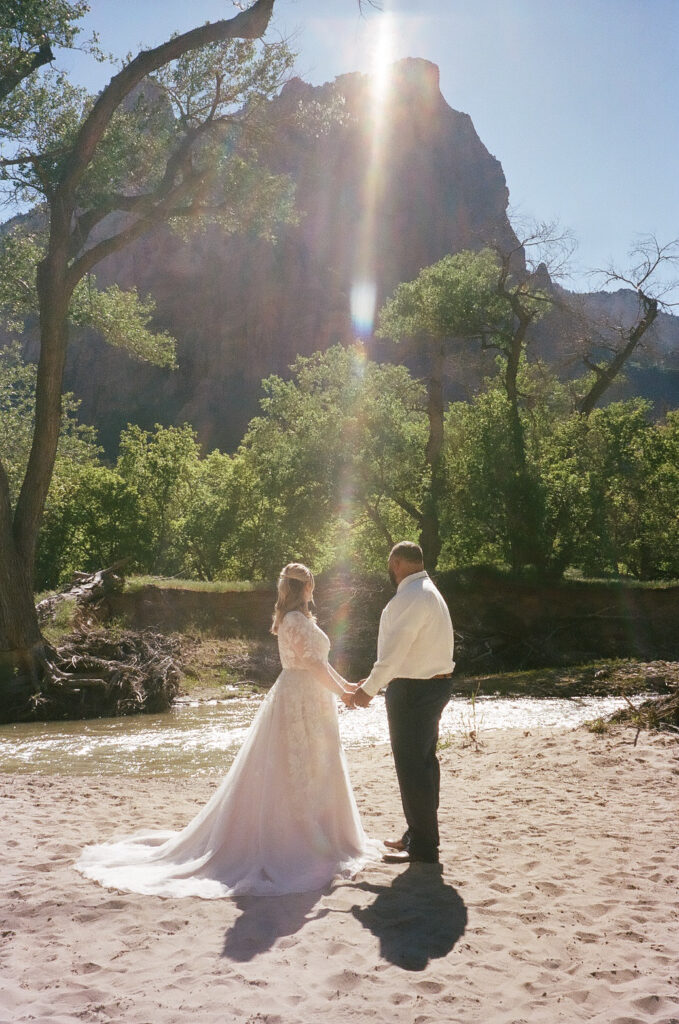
<box><xmin>1</xmin><ymin>725</ymin><xmax>678</xmax><ymax>1024</ymax></box>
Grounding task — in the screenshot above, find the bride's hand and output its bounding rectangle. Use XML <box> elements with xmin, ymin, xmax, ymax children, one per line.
<box><xmin>340</xmin><ymin>689</ymin><xmax>355</xmax><ymax>708</ymax></box>
<box><xmin>344</xmin><ymin>681</ymin><xmax>360</xmax><ymax>692</ymax></box>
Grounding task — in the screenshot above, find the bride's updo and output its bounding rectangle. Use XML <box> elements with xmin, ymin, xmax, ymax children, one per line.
<box><xmin>271</xmin><ymin>562</ymin><xmax>315</xmax><ymax>635</ymax></box>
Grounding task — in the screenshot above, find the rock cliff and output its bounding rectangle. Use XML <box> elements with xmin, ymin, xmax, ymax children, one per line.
<box><xmin>60</xmin><ymin>58</ymin><xmax>522</xmax><ymax>452</ymax></box>
<box><xmin>8</xmin><ymin>59</ymin><xmax>679</xmax><ymax>451</ymax></box>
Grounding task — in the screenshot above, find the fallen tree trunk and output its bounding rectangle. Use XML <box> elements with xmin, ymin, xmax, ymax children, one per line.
<box><xmin>36</xmin><ymin>560</ymin><xmax>129</xmax><ymax>628</ymax></box>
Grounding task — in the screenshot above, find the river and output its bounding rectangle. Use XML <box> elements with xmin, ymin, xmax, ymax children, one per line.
<box><xmin>0</xmin><ymin>691</ymin><xmax>635</xmax><ymax>776</ymax></box>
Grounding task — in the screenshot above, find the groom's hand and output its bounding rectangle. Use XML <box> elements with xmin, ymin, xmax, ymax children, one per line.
<box><xmin>353</xmin><ymin>687</ymin><xmax>372</xmax><ymax>708</ymax></box>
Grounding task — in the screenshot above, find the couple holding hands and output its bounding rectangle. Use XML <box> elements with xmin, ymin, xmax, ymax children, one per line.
<box><xmin>76</xmin><ymin>541</ymin><xmax>455</xmax><ymax>899</ymax></box>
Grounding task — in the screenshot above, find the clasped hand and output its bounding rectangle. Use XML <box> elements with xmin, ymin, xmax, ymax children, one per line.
<box><xmin>341</xmin><ymin>679</ymin><xmax>372</xmax><ymax>709</ymax></box>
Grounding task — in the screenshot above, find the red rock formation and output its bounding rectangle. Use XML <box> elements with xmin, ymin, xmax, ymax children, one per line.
<box><xmin>61</xmin><ymin>59</ymin><xmax>521</xmax><ymax>452</ymax></box>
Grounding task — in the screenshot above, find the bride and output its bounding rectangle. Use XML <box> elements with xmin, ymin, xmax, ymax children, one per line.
<box><xmin>75</xmin><ymin>563</ymin><xmax>381</xmax><ymax>898</ymax></box>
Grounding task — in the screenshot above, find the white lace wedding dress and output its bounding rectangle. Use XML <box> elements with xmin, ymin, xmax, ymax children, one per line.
<box><xmin>75</xmin><ymin>611</ymin><xmax>380</xmax><ymax>898</ymax></box>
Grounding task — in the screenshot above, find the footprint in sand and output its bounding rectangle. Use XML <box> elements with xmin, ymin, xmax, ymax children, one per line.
<box><xmin>632</xmin><ymin>995</ymin><xmax>666</xmax><ymax>1014</ymax></box>
<box><xmin>74</xmin><ymin>961</ymin><xmax>103</xmax><ymax>975</ymax></box>
<box><xmin>536</xmin><ymin>882</ymin><xmax>564</xmax><ymax>896</ymax></box>
<box><xmin>327</xmin><ymin>969</ymin><xmax>363</xmax><ymax>993</ymax></box>
<box><xmin>415</xmin><ymin>980</ymin><xmax>444</xmax><ymax>994</ymax></box>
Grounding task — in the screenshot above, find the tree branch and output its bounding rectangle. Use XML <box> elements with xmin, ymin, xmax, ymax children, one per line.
<box><xmin>578</xmin><ymin>292</ymin><xmax>659</xmax><ymax>416</ymax></box>
<box><xmin>67</xmin><ymin>171</ymin><xmax>208</xmax><ymax>287</ymax></box>
<box><xmin>0</xmin><ymin>42</ymin><xmax>54</xmax><ymax>103</ymax></box>
<box><xmin>364</xmin><ymin>503</ymin><xmax>395</xmax><ymax>549</ymax></box>
<box><xmin>58</xmin><ymin>0</ymin><xmax>275</xmax><ymax>196</ymax></box>
<box><xmin>385</xmin><ymin>490</ymin><xmax>424</xmax><ymax>527</ymax></box>
<box><xmin>69</xmin><ymin>114</ymin><xmax>235</xmax><ymax>256</ymax></box>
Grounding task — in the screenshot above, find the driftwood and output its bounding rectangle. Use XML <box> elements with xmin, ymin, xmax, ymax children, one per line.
<box><xmin>1</xmin><ymin>563</ymin><xmax>183</xmax><ymax>723</ymax></box>
<box><xmin>610</xmin><ymin>684</ymin><xmax>679</xmax><ymax>744</ymax></box>
<box><xmin>36</xmin><ymin>561</ymin><xmax>129</xmax><ymax>628</ymax></box>
<box><xmin>28</xmin><ymin>628</ymin><xmax>183</xmax><ymax>719</ymax></box>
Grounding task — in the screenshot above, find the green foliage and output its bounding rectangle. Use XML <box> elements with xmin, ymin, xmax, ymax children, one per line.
<box><xmin>0</xmin><ymin>1</ymin><xmax>103</xmax><ymax>109</ymax></box>
<box><xmin>0</xmin><ymin>33</ymin><xmax>297</xmax><ymax>232</ymax></box>
<box><xmin>0</xmin><ymin>0</ymin><xmax>90</xmax><ymax>56</ymax></box>
<box><xmin>441</xmin><ymin>389</ymin><xmax>516</xmax><ymax>567</ymax></box>
<box><xmin>36</xmin><ymin>463</ymin><xmax>144</xmax><ymax>588</ymax></box>
<box><xmin>0</xmin><ymin>341</ymin><xmax>99</xmax><ymax>506</ymax></box>
<box><xmin>553</xmin><ymin>401</ymin><xmax>679</xmax><ymax>580</ymax></box>
<box><xmin>0</xmin><ymin>227</ymin><xmax>177</xmax><ymax>367</ymax></box>
<box><xmin>3</xmin><ymin>339</ymin><xmax>677</xmax><ymax>590</ymax></box>
<box><xmin>177</xmin><ymin>450</ymin><xmax>238</xmax><ymax>581</ymax></box>
<box><xmin>376</xmin><ymin>248</ymin><xmax>510</xmax><ymax>344</ymax></box>
<box><xmin>0</xmin><ymin>228</ymin><xmax>43</xmax><ymax>331</ymax></box>
<box><xmin>222</xmin><ymin>345</ymin><xmax>427</xmax><ymax>577</ymax></box>
<box><xmin>440</xmin><ymin>368</ymin><xmax>679</xmax><ymax>581</ymax></box>
<box><xmin>116</xmin><ymin>423</ymin><xmax>203</xmax><ymax>574</ymax></box>
<box><xmin>68</xmin><ymin>281</ymin><xmax>177</xmax><ymax>367</ymax></box>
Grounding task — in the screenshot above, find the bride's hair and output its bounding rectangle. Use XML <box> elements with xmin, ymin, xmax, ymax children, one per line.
<box><xmin>271</xmin><ymin>562</ymin><xmax>315</xmax><ymax>635</ymax></box>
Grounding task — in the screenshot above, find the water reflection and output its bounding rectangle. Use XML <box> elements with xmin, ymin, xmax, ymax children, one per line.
<box><xmin>0</xmin><ymin>693</ymin><xmax>636</xmax><ymax>777</ymax></box>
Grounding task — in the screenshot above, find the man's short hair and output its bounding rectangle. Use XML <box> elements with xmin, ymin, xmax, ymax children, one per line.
<box><xmin>389</xmin><ymin>540</ymin><xmax>424</xmax><ymax>564</ymax></box>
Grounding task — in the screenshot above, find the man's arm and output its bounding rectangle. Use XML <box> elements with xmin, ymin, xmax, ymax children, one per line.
<box><xmin>359</xmin><ymin>596</ymin><xmax>425</xmax><ymax>698</ymax></box>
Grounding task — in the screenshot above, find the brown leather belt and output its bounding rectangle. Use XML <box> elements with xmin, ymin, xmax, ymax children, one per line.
<box><xmin>432</xmin><ymin>672</ymin><xmax>453</xmax><ymax>679</ymax></box>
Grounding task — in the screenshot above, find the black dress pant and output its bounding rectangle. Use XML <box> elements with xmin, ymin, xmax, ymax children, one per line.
<box><xmin>385</xmin><ymin>676</ymin><xmax>455</xmax><ymax>860</ymax></box>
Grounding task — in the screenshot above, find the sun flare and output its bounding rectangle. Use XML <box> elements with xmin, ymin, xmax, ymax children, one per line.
<box><xmin>370</xmin><ymin>13</ymin><xmax>396</xmax><ymax>107</ymax></box>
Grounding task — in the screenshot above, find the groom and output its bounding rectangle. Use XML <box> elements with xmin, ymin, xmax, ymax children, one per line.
<box><xmin>350</xmin><ymin>541</ymin><xmax>455</xmax><ymax>865</ymax></box>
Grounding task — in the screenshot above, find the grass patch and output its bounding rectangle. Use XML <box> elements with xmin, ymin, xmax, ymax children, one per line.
<box><xmin>125</xmin><ymin>575</ymin><xmax>263</xmax><ymax>594</ymax></box>
<box><xmin>584</xmin><ymin>717</ymin><xmax>610</xmax><ymax>735</ymax></box>
<box><xmin>42</xmin><ymin>598</ymin><xmax>79</xmax><ymax>646</ymax></box>
<box><xmin>561</xmin><ymin>569</ymin><xmax>679</xmax><ymax>589</ymax></box>
<box><xmin>459</xmin><ymin>659</ymin><xmax>676</xmax><ymax>698</ymax></box>
<box><xmin>178</xmin><ymin>634</ymin><xmax>280</xmax><ymax>699</ymax></box>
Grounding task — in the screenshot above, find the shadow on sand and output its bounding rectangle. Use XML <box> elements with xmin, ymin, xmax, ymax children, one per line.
<box><xmin>351</xmin><ymin>863</ymin><xmax>467</xmax><ymax>971</ymax></box>
<box><xmin>221</xmin><ymin>864</ymin><xmax>466</xmax><ymax>970</ymax></box>
<box><xmin>221</xmin><ymin>887</ymin><xmax>332</xmax><ymax>961</ymax></box>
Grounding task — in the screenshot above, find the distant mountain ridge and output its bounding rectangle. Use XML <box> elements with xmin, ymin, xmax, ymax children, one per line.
<box><xmin>5</xmin><ymin>58</ymin><xmax>678</xmax><ymax>452</ymax></box>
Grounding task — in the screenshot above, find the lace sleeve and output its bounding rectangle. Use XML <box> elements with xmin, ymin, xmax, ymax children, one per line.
<box><xmin>280</xmin><ymin>613</ymin><xmax>347</xmax><ymax>696</ymax></box>
<box><xmin>283</xmin><ymin>612</ymin><xmax>325</xmax><ymax>665</ymax></box>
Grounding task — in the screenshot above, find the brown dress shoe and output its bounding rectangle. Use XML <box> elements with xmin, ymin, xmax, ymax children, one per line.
<box><xmin>383</xmin><ymin>838</ymin><xmax>406</xmax><ymax>851</ymax></box>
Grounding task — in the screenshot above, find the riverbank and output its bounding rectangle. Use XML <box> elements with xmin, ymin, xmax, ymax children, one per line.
<box><xmin>177</xmin><ymin>631</ymin><xmax>679</xmax><ymax>702</ymax></box>
<box><xmin>1</xmin><ymin>725</ymin><xmax>677</xmax><ymax>1024</ymax></box>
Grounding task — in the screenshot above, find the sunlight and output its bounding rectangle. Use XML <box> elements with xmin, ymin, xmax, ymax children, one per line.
<box><xmin>370</xmin><ymin>12</ymin><xmax>396</xmax><ymax>112</ymax></box>
<box><xmin>350</xmin><ymin>282</ymin><xmax>377</xmax><ymax>338</ymax></box>
<box><xmin>349</xmin><ymin>14</ymin><xmax>397</xmax><ymax>341</ymax></box>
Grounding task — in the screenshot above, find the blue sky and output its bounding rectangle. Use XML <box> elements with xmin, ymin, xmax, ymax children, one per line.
<box><xmin>57</xmin><ymin>0</ymin><xmax>679</xmax><ymax>291</ymax></box>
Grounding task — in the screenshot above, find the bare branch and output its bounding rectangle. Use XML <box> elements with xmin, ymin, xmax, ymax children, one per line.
<box><xmin>590</xmin><ymin>235</ymin><xmax>679</xmax><ymax>308</ymax></box>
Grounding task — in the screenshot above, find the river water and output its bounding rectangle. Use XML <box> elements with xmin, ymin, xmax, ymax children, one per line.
<box><xmin>0</xmin><ymin>692</ymin><xmax>634</xmax><ymax>776</ymax></box>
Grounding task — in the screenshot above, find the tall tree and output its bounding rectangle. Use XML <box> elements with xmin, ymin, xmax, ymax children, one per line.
<box><xmin>377</xmin><ymin>225</ymin><xmax>574</xmax><ymax>571</ymax></box>
<box><xmin>376</xmin><ymin>248</ymin><xmax>507</xmax><ymax>569</ymax></box>
<box><xmin>0</xmin><ymin>0</ymin><xmax>291</xmax><ymax>691</ymax></box>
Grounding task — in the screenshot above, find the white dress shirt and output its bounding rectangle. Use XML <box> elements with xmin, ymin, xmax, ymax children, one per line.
<box><xmin>361</xmin><ymin>571</ymin><xmax>455</xmax><ymax>697</ymax></box>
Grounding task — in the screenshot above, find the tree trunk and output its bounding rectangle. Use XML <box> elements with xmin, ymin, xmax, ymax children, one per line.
<box><xmin>503</xmin><ymin>329</ymin><xmax>547</xmax><ymax>574</ymax></box>
<box><xmin>0</xmin><ymin>237</ymin><xmax>72</xmax><ymax>702</ymax></box>
<box><xmin>0</xmin><ymin>530</ymin><xmax>47</xmax><ymax>714</ymax></box>
<box><xmin>420</xmin><ymin>341</ymin><xmax>445</xmax><ymax>571</ymax></box>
